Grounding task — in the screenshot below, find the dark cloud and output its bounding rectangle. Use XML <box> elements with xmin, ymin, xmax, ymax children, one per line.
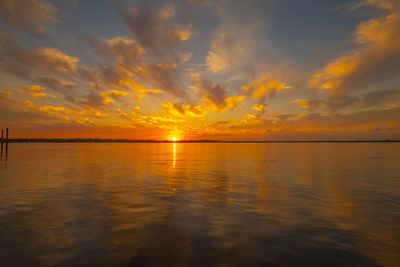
<box><xmin>272</xmin><ymin>114</ymin><xmax>293</xmax><ymax>122</ymax></box>
<box><xmin>75</xmin><ymin>90</ymin><xmax>105</xmax><ymax>108</ymax></box>
<box><xmin>101</xmin><ymin>65</ymin><xmax>124</xmax><ymax>87</ymax></box>
<box><xmin>132</xmin><ymin>60</ymin><xmax>185</xmax><ymax>97</ymax></box>
<box><xmin>192</xmin><ymin>74</ymin><xmax>226</xmax><ymax>106</ymax></box>
<box><xmin>34</xmin><ymin>75</ymin><xmax>76</xmax><ymax>95</ymax></box>
<box><xmin>77</xmin><ymin>66</ymin><xmax>99</xmax><ymax>82</ymax></box>
<box><xmin>0</xmin><ymin>34</ymin><xmax>79</xmax><ymax>83</ymax></box>
<box><xmin>3</xmin><ymin>64</ymin><xmax>31</xmax><ymax>79</ymax></box>
<box><xmin>325</xmin><ymin>95</ymin><xmax>359</xmax><ymax>112</ymax></box>
<box><xmin>81</xmin><ymin>35</ymin><xmax>145</xmax><ymax>66</ymax></box>
<box><xmin>0</xmin><ymin>0</ymin><xmax>58</xmax><ymax>37</ymax></box>
<box><xmin>293</xmin><ymin>88</ymin><xmax>400</xmax><ymax>113</ymax></box>
<box><xmin>0</xmin><ymin>33</ymin><xmax>23</xmax><ymax>61</ymax></box>
<box><xmin>116</xmin><ymin>2</ymin><xmax>190</xmax><ymax>58</ymax></box>
<box><xmin>190</xmin><ymin>73</ymin><xmax>246</xmax><ymax>110</ymax></box>
<box><xmin>292</xmin><ymin>107</ymin><xmax>400</xmax><ymax>128</ymax></box>
<box><xmin>361</xmin><ymin>89</ymin><xmax>400</xmax><ymax>107</ymax></box>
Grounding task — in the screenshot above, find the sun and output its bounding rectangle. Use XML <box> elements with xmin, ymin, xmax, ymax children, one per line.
<box><xmin>172</xmin><ymin>137</ymin><xmax>177</xmax><ymax>141</ymax></box>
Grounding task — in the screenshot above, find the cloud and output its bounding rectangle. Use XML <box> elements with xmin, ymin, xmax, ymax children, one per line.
<box><xmin>63</xmin><ymin>89</ymin><xmax>129</xmax><ymax>109</ymax></box>
<box><xmin>77</xmin><ymin>67</ymin><xmax>99</xmax><ymax>82</ymax></box>
<box><xmin>0</xmin><ymin>34</ymin><xmax>30</xmax><ymax>77</ymax></box>
<box><xmin>131</xmin><ymin>60</ymin><xmax>185</xmax><ymax>97</ymax></box>
<box><xmin>270</xmin><ymin>113</ymin><xmax>293</xmax><ymax>122</ymax></box>
<box><xmin>326</xmin><ymin>89</ymin><xmax>400</xmax><ymax>111</ymax></box>
<box><xmin>0</xmin><ymin>0</ymin><xmax>58</xmax><ymax>37</ymax></box>
<box><xmin>383</xmin><ymin>103</ymin><xmax>400</xmax><ymax>110</ymax></box>
<box><xmin>31</xmin><ymin>92</ymin><xmax>56</xmax><ymax>98</ymax></box>
<box><xmin>101</xmin><ymin>37</ymin><xmax>145</xmax><ymax>66</ymax></box>
<box><xmin>252</xmin><ymin>103</ymin><xmax>267</xmax><ymax>113</ymax></box>
<box><xmin>0</xmin><ymin>35</ymin><xmax>81</xmax><ymax>99</ymax></box>
<box><xmin>81</xmin><ymin>35</ymin><xmax>185</xmax><ymax>99</ymax></box>
<box><xmin>24</xmin><ymin>47</ymin><xmax>79</xmax><ymax>73</ymax></box>
<box><xmin>70</xmin><ymin>91</ymin><xmax>106</xmax><ymax>108</ymax></box>
<box><xmin>292</xmin><ymin>89</ymin><xmax>400</xmax><ymax>113</ymax></box>
<box><xmin>204</xmin><ymin>7</ymin><xmax>261</xmax><ymax>76</ymax></box>
<box><xmin>0</xmin><ymin>33</ymin><xmax>23</xmax><ymax>59</ymax></box>
<box><xmin>162</xmin><ymin>101</ymin><xmax>207</xmax><ymax>118</ymax></box>
<box><xmin>293</xmin><ymin>106</ymin><xmax>400</xmax><ymax>128</ymax></box>
<box><xmin>25</xmin><ymin>100</ymin><xmax>106</xmax><ymax>119</ymax></box>
<box><xmin>310</xmin><ymin>53</ymin><xmax>358</xmax><ymax>91</ymax></box>
<box><xmin>14</xmin><ymin>85</ymin><xmax>56</xmax><ymax>98</ymax></box>
<box><xmin>310</xmin><ymin>0</ymin><xmax>400</xmax><ymax>96</ymax></box>
<box><xmin>116</xmin><ymin>2</ymin><xmax>191</xmax><ymax>58</ymax></box>
<box><xmin>83</xmin><ymin>64</ymin><xmax>164</xmax><ymax>101</ymax></box>
<box><xmin>0</xmin><ymin>92</ymin><xmax>63</xmax><ymax>125</ymax></box>
<box><xmin>100</xmin><ymin>90</ymin><xmax>128</xmax><ymax>105</ymax></box>
<box><xmin>361</xmin><ymin>89</ymin><xmax>400</xmax><ymax>107</ymax></box>
<box><xmin>19</xmin><ymin>85</ymin><xmax>45</xmax><ymax>92</ymax></box>
<box><xmin>325</xmin><ymin>95</ymin><xmax>359</xmax><ymax>112</ymax></box>
<box><xmin>241</xmin><ymin>74</ymin><xmax>291</xmax><ymax>101</ymax></box>
<box><xmin>0</xmin><ymin>34</ymin><xmax>79</xmax><ymax>79</ymax></box>
<box><xmin>33</xmin><ymin>75</ymin><xmax>76</xmax><ymax>95</ymax></box>
<box><xmin>206</xmin><ymin>31</ymin><xmax>249</xmax><ymax>73</ymax></box>
<box><xmin>82</xmin><ymin>36</ymin><xmax>145</xmax><ymax>66</ymax></box>
<box><xmin>191</xmin><ymin>72</ymin><xmax>246</xmax><ymax>111</ymax></box>
<box><xmin>292</xmin><ymin>99</ymin><xmax>323</xmax><ymax>112</ymax></box>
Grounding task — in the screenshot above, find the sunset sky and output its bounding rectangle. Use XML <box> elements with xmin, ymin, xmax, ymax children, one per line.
<box><xmin>0</xmin><ymin>0</ymin><xmax>399</xmax><ymax>140</ymax></box>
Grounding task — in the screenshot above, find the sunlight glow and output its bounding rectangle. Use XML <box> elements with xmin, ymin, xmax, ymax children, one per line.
<box><xmin>172</xmin><ymin>137</ymin><xmax>177</xmax><ymax>141</ymax></box>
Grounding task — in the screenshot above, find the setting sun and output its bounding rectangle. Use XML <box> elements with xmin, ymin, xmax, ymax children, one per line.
<box><xmin>172</xmin><ymin>137</ymin><xmax>177</xmax><ymax>141</ymax></box>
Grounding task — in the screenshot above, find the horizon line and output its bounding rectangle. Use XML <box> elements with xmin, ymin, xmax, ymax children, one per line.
<box><xmin>6</xmin><ymin>138</ymin><xmax>400</xmax><ymax>143</ymax></box>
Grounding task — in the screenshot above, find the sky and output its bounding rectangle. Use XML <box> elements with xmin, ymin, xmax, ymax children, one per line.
<box><xmin>0</xmin><ymin>0</ymin><xmax>399</xmax><ymax>140</ymax></box>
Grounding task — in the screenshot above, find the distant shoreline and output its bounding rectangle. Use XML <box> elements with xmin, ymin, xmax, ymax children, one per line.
<box><xmin>5</xmin><ymin>139</ymin><xmax>400</xmax><ymax>143</ymax></box>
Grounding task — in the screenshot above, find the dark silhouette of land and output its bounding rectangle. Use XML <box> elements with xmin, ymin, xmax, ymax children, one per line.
<box><xmin>7</xmin><ymin>138</ymin><xmax>400</xmax><ymax>143</ymax></box>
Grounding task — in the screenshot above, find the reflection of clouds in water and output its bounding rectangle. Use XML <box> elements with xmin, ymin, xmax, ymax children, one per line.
<box><xmin>0</xmin><ymin>143</ymin><xmax>399</xmax><ymax>266</ymax></box>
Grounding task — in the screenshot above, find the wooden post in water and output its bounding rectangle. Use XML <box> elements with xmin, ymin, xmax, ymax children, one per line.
<box><xmin>5</xmin><ymin>128</ymin><xmax>8</xmax><ymax>155</ymax></box>
<box><xmin>1</xmin><ymin>129</ymin><xmax>3</xmax><ymax>157</ymax></box>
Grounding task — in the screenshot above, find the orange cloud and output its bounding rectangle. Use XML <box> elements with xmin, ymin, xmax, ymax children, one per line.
<box><xmin>100</xmin><ymin>90</ymin><xmax>128</xmax><ymax>105</ymax></box>
<box><xmin>252</xmin><ymin>103</ymin><xmax>267</xmax><ymax>113</ymax></box>
<box><xmin>241</xmin><ymin>74</ymin><xmax>291</xmax><ymax>100</ymax></box>
<box><xmin>31</xmin><ymin>92</ymin><xmax>56</xmax><ymax>99</ymax></box>
<box><xmin>162</xmin><ymin>101</ymin><xmax>208</xmax><ymax>117</ymax></box>
<box><xmin>24</xmin><ymin>85</ymin><xmax>45</xmax><ymax>92</ymax></box>
<box><xmin>383</xmin><ymin>103</ymin><xmax>400</xmax><ymax>110</ymax></box>
<box><xmin>292</xmin><ymin>99</ymin><xmax>322</xmax><ymax>112</ymax></box>
<box><xmin>25</xmin><ymin>100</ymin><xmax>107</xmax><ymax>119</ymax></box>
<box><xmin>310</xmin><ymin>0</ymin><xmax>400</xmax><ymax>96</ymax></box>
<box><xmin>13</xmin><ymin>85</ymin><xmax>56</xmax><ymax>99</ymax></box>
<box><xmin>119</xmin><ymin>78</ymin><xmax>163</xmax><ymax>100</ymax></box>
<box><xmin>309</xmin><ymin>54</ymin><xmax>359</xmax><ymax>90</ymax></box>
<box><xmin>25</xmin><ymin>47</ymin><xmax>78</xmax><ymax>72</ymax></box>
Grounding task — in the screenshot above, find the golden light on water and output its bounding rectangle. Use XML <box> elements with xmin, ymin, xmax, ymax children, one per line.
<box><xmin>172</xmin><ymin>142</ymin><xmax>177</xmax><ymax>167</ymax></box>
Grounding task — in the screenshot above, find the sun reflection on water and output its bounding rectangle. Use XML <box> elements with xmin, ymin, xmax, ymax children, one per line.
<box><xmin>172</xmin><ymin>143</ymin><xmax>176</xmax><ymax>167</ymax></box>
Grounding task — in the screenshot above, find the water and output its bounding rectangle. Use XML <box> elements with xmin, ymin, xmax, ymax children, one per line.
<box><xmin>0</xmin><ymin>143</ymin><xmax>399</xmax><ymax>267</ymax></box>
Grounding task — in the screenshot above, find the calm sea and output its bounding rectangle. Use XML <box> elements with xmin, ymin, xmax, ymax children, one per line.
<box><xmin>0</xmin><ymin>143</ymin><xmax>399</xmax><ymax>266</ymax></box>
